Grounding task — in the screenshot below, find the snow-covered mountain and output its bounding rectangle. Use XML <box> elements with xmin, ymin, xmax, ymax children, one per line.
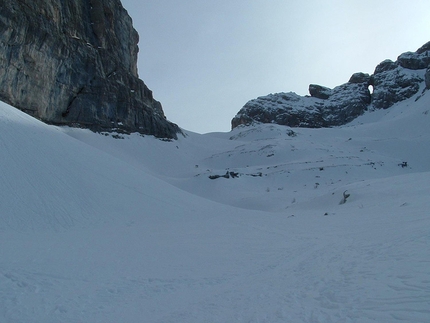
<box><xmin>1</xmin><ymin>82</ymin><xmax>430</xmax><ymax>322</ymax></box>
<box><xmin>232</xmin><ymin>42</ymin><xmax>430</xmax><ymax>130</ymax></box>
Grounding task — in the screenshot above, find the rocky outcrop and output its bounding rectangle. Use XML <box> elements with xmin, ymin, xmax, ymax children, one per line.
<box><xmin>232</xmin><ymin>41</ymin><xmax>430</xmax><ymax>129</ymax></box>
<box><xmin>397</xmin><ymin>42</ymin><xmax>430</xmax><ymax>70</ymax></box>
<box><xmin>308</xmin><ymin>84</ymin><xmax>332</xmax><ymax>99</ymax></box>
<box><xmin>232</xmin><ymin>73</ymin><xmax>371</xmax><ymax>129</ymax></box>
<box><xmin>370</xmin><ymin>60</ymin><xmax>423</xmax><ymax>109</ymax></box>
<box><xmin>0</xmin><ymin>0</ymin><xmax>180</xmax><ymax>138</ymax></box>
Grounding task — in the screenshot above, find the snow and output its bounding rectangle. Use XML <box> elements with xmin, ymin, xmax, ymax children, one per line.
<box><xmin>1</xmin><ymin>90</ymin><xmax>430</xmax><ymax>322</ymax></box>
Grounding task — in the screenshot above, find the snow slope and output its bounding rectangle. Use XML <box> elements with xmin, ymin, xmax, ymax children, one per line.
<box><xmin>1</xmin><ymin>90</ymin><xmax>430</xmax><ymax>322</ymax></box>
<box><xmin>63</xmin><ymin>87</ymin><xmax>430</xmax><ymax>213</ymax></box>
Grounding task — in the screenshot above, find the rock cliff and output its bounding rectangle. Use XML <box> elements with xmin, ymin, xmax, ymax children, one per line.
<box><xmin>0</xmin><ymin>0</ymin><xmax>180</xmax><ymax>138</ymax></box>
<box><xmin>232</xmin><ymin>42</ymin><xmax>430</xmax><ymax>129</ymax></box>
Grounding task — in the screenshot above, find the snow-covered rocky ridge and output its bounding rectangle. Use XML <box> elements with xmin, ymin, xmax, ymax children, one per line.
<box><xmin>232</xmin><ymin>41</ymin><xmax>430</xmax><ymax>130</ymax></box>
<box><xmin>1</xmin><ymin>86</ymin><xmax>430</xmax><ymax>322</ymax></box>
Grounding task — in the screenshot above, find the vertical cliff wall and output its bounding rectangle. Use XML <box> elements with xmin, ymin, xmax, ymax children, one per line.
<box><xmin>0</xmin><ymin>0</ymin><xmax>179</xmax><ymax>138</ymax></box>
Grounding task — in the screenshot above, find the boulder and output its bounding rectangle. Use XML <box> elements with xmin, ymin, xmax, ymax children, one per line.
<box><xmin>309</xmin><ymin>84</ymin><xmax>332</xmax><ymax>99</ymax></box>
<box><xmin>397</xmin><ymin>51</ymin><xmax>430</xmax><ymax>70</ymax></box>
<box><xmin>372</xmin><ymin>59</ymin><xmax>398</xmax><ymax>75</ymax></box>
<box><xmin>349</xmin><ymin>72</ymin><xmax>371</xmax><ymax>84</ymax></box>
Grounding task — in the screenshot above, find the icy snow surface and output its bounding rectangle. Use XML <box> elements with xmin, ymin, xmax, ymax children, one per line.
<box><xmin>1</xmin><ymin>90</ymin><xmax>430</xmax><ymax>322</ymax></box>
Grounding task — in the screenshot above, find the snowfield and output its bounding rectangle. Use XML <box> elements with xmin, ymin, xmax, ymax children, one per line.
<box><xmin>1</xmin><ymin>90</ymin><xmax>430</xmax><ymax>322</ymax></box>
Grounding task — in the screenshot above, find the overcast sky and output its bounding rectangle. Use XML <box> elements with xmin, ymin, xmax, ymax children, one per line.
<box><xmin>121</xmin><ymin>0</ymin><xmax>430</xmax><ymax>133</ymax></box>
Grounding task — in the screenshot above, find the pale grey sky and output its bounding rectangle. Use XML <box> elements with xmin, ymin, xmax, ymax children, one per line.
<box><xmin>121</xmin><ymin>0</ymin><xmax>430</xmax><ymax>133</ymax></box>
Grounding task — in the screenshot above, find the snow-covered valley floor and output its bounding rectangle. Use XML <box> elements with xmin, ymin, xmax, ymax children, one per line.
<box><xmin>1</xmin><ymin>90</ymin><xmax>430</xmax><ymax>322</ymax></box>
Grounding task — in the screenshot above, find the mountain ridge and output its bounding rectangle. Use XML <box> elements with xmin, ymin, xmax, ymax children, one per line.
<box><xmin>232</xmin><ymin>41</ymin><xmax>430</xmax><ymax>130</ymax></box>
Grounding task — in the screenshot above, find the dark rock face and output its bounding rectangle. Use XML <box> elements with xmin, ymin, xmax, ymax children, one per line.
<box><xmin>0</xmin><ymin>0</ymin><xmax>179</xmax><ymax>138</ymax></box>
<box><xmin>323</xmin><ymin>81</ymin><xmax>371</xmax><ymax>125</ymax></box>
<box><xmin>232</xmin><ymin>42</ymin><xmax>429</xmax><ymax>129</ymax></box>
<box><xmin>370</xmin><ymin>61</ymin><xmax>423</xmax><ymax>109</ymax></box>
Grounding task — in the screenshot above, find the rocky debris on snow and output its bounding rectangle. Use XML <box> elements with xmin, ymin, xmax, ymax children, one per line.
<box><xmin>232</xmin><ymin>41</ymin><xmax>430</xmax><ymax>129</ymax></box>
<box><xmin>0</xmin><ymin>0</ymin><xmax>180</xmax><ymax>138</ymax></box>
<box><xmin>208</xmin><ymin>171</ymin><xmax>263</xmax><ymax>180</ymax></box>
<box><xmin>209</xmin><ymin>171</ymin><xmax>240</xmax><ymax>180</ymax></box>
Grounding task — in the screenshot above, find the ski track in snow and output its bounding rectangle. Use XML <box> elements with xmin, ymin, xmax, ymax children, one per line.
<box><xmin>1</xmin><ymin>91</ymin><xmax>430</xmax><ymax>322</ymax></box>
